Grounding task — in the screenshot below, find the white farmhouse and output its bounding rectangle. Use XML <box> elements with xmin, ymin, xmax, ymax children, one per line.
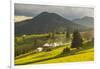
<box><xmin>43</xmin><ymin>42</ymin><xmax>63</xmax><ymax>47</ymax></box>
<box><xmin>36</xmin><ymin>47</ymin><xmax>43</xmax><ymax>52</ymax></box>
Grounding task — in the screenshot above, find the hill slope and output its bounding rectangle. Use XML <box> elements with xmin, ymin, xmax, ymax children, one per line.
<box><xmin>73</xmin><ymin>16</ymin><xmax>94</xmax><ymax>28</ymax></box>
<box><xmin>15</xmin><ymin>12</ymin><xmax>87</xmax><ymax>35</ymax></box>
<box><xmin>15</xmin><ymin>40</ymin><xmax>94</xmax><ymax>65</ymax></box>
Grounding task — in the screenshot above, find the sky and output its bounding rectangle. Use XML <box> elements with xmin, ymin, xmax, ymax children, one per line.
<box><xmin>15</xmin><ymin>3</ymin><xmax>94</xmax><ymax>22</ymax></box>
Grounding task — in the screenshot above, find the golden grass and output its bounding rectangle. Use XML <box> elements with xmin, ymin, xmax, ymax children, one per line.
<box><xmin>36</xmin><ymin>49</ymin><xmax>94</xmax><ymax>64</ymax></box>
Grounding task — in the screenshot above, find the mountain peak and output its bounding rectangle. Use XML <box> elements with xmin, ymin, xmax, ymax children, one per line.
<box><xmin>38</xmin><ymin>12</ymin><xmax>59</xmax><ymax>16</ymax></box>
<box><xmin>15</xmin><ymin>12</ymin><xmax>87</xmax><ymax>35</ymax></box>
<box><xmin>73</xmin><ymin>16</ymin><xmax>94</xmax><ymax>28</ymax></box>
<box><xmin>40</xmin><ymin>12</ymin><xmax>49</xmax><ymax>15</ymax></box>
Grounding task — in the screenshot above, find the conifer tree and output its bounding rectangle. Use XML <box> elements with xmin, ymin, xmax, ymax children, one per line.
<box><xmin>71</xmin><ymin>30</ymin><xmax>83</xmax><ymax>49</ymax></box>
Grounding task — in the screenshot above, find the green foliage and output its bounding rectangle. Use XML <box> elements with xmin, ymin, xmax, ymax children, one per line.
<box><xmin>66</xmin><ymin>31</ymin><xmax>70</xmax><ymax>38</ymax></box>
<box><xmin>15</xmin><ymin>30</ymin><xmax>94</xmax><ymax>65</ymax></box>
<box><xmin>45</xmin><ymin>48</ymin><xmax>52</xmax><ymax>52</ymax></box>
<box><xmin>66</xmin><ymin>28</ymin><xmax>70</xmax><ymax>39</ymax></box>
<box><xmin>82</xmin><ymin>31</ymin><xmax>94</xmax><ymax>40</ymax></box>
<box><xmin>62</xmin><ymin>47</ymin><xmax>70</xmax><ymax>53</ymax></box>
<box><xmin>15</xmin><ymin>34</ymin><xmax>48</xmax><ymax>57</ymax></box>
<box><xmin>15</xmin><ymin>40</ymin><xmax>94</xmax><ymax>65</ymax></box>
<box><xmin>71</xmin><ymin>30</ymin><xmax>83</xmax><ymax>49</ymax></box>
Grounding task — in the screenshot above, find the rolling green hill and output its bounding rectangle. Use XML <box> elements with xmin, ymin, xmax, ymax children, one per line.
<box><xmin>15</xmin><ymin>40</ymin><xmax>94</xmax><ymax>65</ymax></box>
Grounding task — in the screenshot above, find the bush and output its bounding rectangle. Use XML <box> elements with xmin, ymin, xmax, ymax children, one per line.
<box><xmin>46</xmin><ymin>48</ymin><xmax>52</xmax><ymax>52</ymax></box>
<box><xmin>62</xmin><ymin>47</ymin><xmax>70</xmax><ymax>53</ymax></box>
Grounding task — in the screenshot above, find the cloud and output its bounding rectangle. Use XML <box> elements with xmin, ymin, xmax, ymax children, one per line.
<box><xmin>15</xmin><ymin>16</ymin><xmax>32</xmax><ymax>22</ymax></box>
<box><xmin>15</xmin><ymin>3</ymin><xmax>94</xmax><ymax>20</ymax></box>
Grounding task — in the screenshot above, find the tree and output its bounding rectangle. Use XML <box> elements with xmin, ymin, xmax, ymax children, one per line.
<box><xmin>33</xmin><ymin>39</ymin><xmax>38</xmax><ymax>48</ymax></box>
<box><xmin>51</xmin><ymin>32</ymin><xmax>56</xmax><ymax>43</ymax></box>
<box><xmin>51</xmin><ymin>32</ymin><xmax>55</xmax><ymax>39</ymax></box>
<box><xmin>66</xmin><ymin>31</ymin><xmax>70</xmax><ymax>38</ymax></box>
<box><xmin>66</xmin><ymin>29</ymin><xmax>70</xmax><ymax>38</ymax></box>
<box><xmin>62</xmin><ymin>47</ymin><xmax>70</xmax><ymax>53</ymax></box>
<box><xmin>71</xmin><ymin>30</ymin><xmax>83</xmax><ymax>49</ymax></box>
<box><xmin>48</xmin><ymin>32</ymin><xmax>52</xmax><ymax>38</ymax></box>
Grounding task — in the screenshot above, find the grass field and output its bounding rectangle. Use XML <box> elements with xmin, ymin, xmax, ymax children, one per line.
<box><xmin>36</xmin><ymin>49</ymin><xmax>94</xmax><ymax>64</ymax></box>
<box><xmin>15</xmin><ymin>40</ymin><xmax>94</xmax><ymax>65</ymax></box>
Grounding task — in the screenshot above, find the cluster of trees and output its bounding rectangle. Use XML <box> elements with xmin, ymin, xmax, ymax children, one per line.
<box><xmin>15</xmin><ymin>37</ymin><xmax>47</xmax><ymax>57</ymax></box>
<box><xmin>15</xmin><ymin>45</ymin><xmax>34</xmax><ymax>57</ymax></box>
<box><xmin>62</xmin><ymin>30</ymin><xmax>94</xmax><ymax>54</ymax></box>
<box><xmin>82</xmin><ymin>31</ymin><xmax>94</xmax><ymax>40</ymax></box>
<box><xmin>62</xmin><ymin>30</ymin><xmax>83</xmax><ymax>53</ymax></box>
<box><xmin>15</xmin><ymin>29</ymin><xmax>93</xmax><ymax>57</ymax></box>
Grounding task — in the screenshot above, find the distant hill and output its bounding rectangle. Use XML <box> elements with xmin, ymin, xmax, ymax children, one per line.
<box><xmin>15</xmin><ymin>12</ymin><xmax>88</xmax><ymax>35</ymax></box>
<box><xmin>73</xmin><ymin>16</ymin><xmax>94</xmax><ymax>28</ymax></box>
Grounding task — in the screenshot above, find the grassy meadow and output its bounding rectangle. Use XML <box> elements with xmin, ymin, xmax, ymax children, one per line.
<box><xmin>14</xmin><ymin>4</ymin><xmax>94</xmax><ymax>66</ymax></box>
<box><xmin>15</xmin><ymin>31</ymin><xmax>94</xmax><ymax>65</ymax></box>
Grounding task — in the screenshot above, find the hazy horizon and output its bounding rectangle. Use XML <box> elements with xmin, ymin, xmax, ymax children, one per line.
<box><xmin>15</xmin><ymin>3</ymin><xmax>94</xmax><ymax>22</ymax></box>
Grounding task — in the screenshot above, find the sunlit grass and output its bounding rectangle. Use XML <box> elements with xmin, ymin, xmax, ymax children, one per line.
<box><xmin>35</xmin><ymin>48</ymin><xmax>94</xmax><ymax>64</ymax></box>
<box><xmin>15</xmin><ymin>40</ymin><xmax>94</xmax><ymax>65</ymax></box>
<box><xmin>15</xmin><ymin>45</ymin><xmax>66</xmax><ymax>65</ymax></box>
<box><xmin>15</xmin><ymin>32</ymin><xmax>94</xmax><ymax>65</ymax></box>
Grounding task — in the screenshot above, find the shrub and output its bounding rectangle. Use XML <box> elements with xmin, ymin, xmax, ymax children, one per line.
<box><xmin>46</xmin><ymin>48</ymin><xmax>52</xmax><ymax>52</ymax></box>
<box><xmin>62</xmin><ymin>47</ymin><xmax>70</xmax><ymax>53</ymax></box>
